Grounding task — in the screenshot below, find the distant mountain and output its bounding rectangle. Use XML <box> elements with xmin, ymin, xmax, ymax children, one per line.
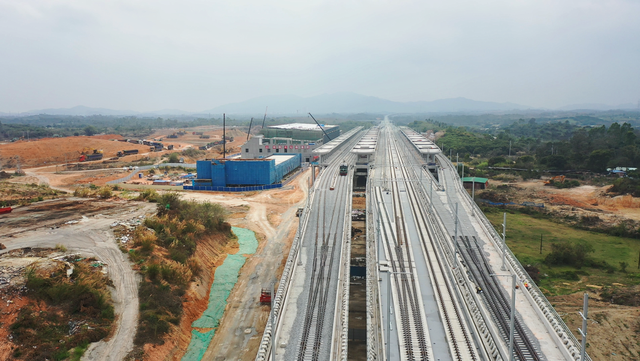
<box><xmin>204</xmin><ymin>92</ymin><xmax>532</xmax><ymax>114</ymax></box>
<box><xmin>558</xmin><ymin>103</ymin><xmax>638</xmax><ymax>111</ymax></box>
<box><xmin>2</xmin><ymin>93</ymin><xmax>535</xmax><ymax>117</ymax></box>
<box><xmin>5</xmin><ymin>106</ymin><xmax>194</xmax><ymax>117</ymax></box>
<box><xmin>27</xmin><ymin>105</ymin><xmax>138</xmax><ymax>116</ymax></box>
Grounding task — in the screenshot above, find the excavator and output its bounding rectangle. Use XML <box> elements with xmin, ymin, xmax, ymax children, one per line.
<box><xmin>544</xmin><ymin>175</ymin><xmax>565</xmax><ymax>185</ymax></box>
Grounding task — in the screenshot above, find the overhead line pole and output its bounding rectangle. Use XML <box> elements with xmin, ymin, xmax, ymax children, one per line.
<box><xmin>222</xmin><ymin>113</ymin><xmax>226</xmax><ymax>158</ymax></box>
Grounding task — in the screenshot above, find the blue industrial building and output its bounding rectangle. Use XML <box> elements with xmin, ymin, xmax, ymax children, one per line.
<box><xmin>192</xmin><ymin>154</ymin><xmax>301</xmax><ymax>189</ymax></box>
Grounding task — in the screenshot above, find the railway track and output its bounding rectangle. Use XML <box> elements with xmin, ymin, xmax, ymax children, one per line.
<box><xmin>456</xmin><ymin>234</ymin><xmax>541</xmax><ymax>361</ymax></box>
<box><xmin>373</xmin><ymin>125</ymin><xmax>478</xmax><ymax>360</ymax></box>
<box><xmin>375</xmin><ymin>129</ymin><xmax>430</xmax><ymax>361</ymax></box>
<box><xmin>297</xmin><ymin>173</ymin><xmax>348</xmax><ymax>360</ymax></box>
<box><xmin>390</xmin><ymin>127</ymin><xmax>478</xmax><ymax>360</ymax></box>
<box><xmin>434</xmin><ymin>154</ymin><xmax>543</xmax><ymax>361</ymax></box>
<box><xmin>294</xmin><ymin>134</ymin><xmax>361</xmax><ymax>361</ymax></box>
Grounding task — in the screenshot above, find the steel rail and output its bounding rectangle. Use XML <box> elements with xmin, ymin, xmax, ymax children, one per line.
<box><xmin>375</xmin><ymin>128</ymin><xmax>430</xmax><ymax>360</ymax></box>
<box><xmin>390</xmin><ymin>127</ymin><xmax>479</xmax><ymax>361</ymax></box>
<box><xmin>433</xmin><ymin>154</ymin><xmax>543</xmax><ymax>361</ymax></box>
<box><xmin>297</xmin><ymin>146</ymin><xmax>358</xmax><ymax>360</ymax></box>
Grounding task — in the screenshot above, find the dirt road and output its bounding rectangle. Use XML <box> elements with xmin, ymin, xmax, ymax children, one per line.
<box><xmin>0</xmin><ymin>200</ymin><xmax>155</xmax><ymax>361</ymax></box>
<box><xmin>180</xmin><ymin>170</ymin><xmax>310</xmax><ymax>361</ymax></box>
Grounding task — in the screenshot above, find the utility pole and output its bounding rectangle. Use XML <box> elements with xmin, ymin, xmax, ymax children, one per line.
<box><xmin>509</xmin><ymin>140</ymin><xmax>512</xmax><ymax>157</ymax></box>
<box><xmin>540</xmin><ymin>234</ymin><xmax>543</xmax><ymax>254</ymax></box>
<box><xmin>454</xmin><ymin>203</ymin><xmax>459</xmax><ymax>256</ymax></box>
<box><xmin>578</xmin><ymin>293</ymin><xmax>589</xmax><ymax>361</ymax></box>
<box><xmin>501</xmin><ymin>212</ymin><xmax>507</xmax><ymax>271</ymax></box>
<box><xmin>471</xmin><ymin>178</ymin><xmax>475</xmax><ymax>200</ymax></box>
<box><xmin>222</xmin><ymin>113</ymin><xmax>226</xmax><ymax>158</ymax></box>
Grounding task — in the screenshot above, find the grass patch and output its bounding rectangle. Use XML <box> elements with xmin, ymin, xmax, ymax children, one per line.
<box><xmin>485</xmin><ymin>210</ymin><xmax>640</xmax><ymax>296</ymax></box>
<box><xmin>128</xmin><ymin>192</ymin><xmax>234</xmax><ymax>351</ymax></box>
<box><xmin>0</xmin><ymin>181</ymin><xmax>63</xmax><ymax>207</ymax></box>
<box><xmin>11</xmin><ymin>258</ymin><xmax>114</xmax><ymax>361</ymax></box>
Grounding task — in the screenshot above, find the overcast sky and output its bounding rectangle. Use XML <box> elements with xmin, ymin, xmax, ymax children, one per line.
<box><xmin>0</xmin><ymin>0</ymin><xmax>638</xmax><ymax>112</ymax></box>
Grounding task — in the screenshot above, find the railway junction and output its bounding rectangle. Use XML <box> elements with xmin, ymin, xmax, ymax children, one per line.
<box><xmin>255</xmin><ymin>119</ymin><xmax>590</xmax><ymax>361</ymax></box>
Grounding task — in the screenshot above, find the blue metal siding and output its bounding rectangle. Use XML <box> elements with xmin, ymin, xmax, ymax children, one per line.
<box><xmin>183</xmin><ymin>183</ymin><xmax>283</xmax><ymax>192</ymax></box>
<box><xmin>225</xmin><ymin>160</ymin><xmax>274</xmax><ymax>186</ymax></box>
<box><xmin>196</xmin><ymin>160</ymin><xmax>212</xmax><ymax>180</ymax></box>
<box><xmin>272</xmin><ymin>154</ymin><xmax>301</xmax><ymax>182</ymax></box>
<box><xmin>211</xmin><ymin>160</ymin><xmax>226</xmax><ymax>187</ymax></box>
<box><xmin>194</xmin><ymin>156</ymin><xmax>300</xmax><ymax>188</ymax></box>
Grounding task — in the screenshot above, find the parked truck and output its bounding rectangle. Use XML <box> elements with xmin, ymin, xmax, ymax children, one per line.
<box><xmin>79</xmin><ymin>149</ymin><xmax>103</xmax><ymax>162</ymax></box>
<box><xmin>79</xmin><ymin>153</ymin><xmax>103</xmax><ymax>162</ymax></box>
<box><xmin>117</xmin><ymin>149</ymin><xmax>139</xmax><ymax>157</ymax></box>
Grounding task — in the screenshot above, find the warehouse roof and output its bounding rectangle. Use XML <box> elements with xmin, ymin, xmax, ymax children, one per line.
<box><xmin>267</xmin><ymin>123</ymin><xmax>338</xmax><ymax>131</ymax></box>
<box><xmin>266</xmin><ymin>154</ymin><xmax>297</xmax><ymax>166</ymax></box>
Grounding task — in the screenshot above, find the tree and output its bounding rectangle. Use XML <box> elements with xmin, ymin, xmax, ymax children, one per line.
<box><xmin>168</xmin><ymin>153</ymin><xmax>179</xmax><ymax>163</ymax></box>
<box><xmin>488</xmin><ymin>156</ymin><xmax>507</xmax><ymax>166</ymax></box>
<box><xmin>539</xmin><ymin>155</ymin><xmax>567</xmax><ymax>170</ymax></box>
<box><xmin>588</xmin><ymin>149</ymin><xmax>613</xmax><ymax>172</ymax></box>
<box><xmin>84</xmin><ymin>126</ymin><xmax>97</xmax><ymax>136</ymax></box>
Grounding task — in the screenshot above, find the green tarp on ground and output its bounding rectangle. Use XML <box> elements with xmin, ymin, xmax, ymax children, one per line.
<box><xmin>182</xmin><ymin>227</ymin><xmax>258</xmax><ymax>361</ymax></box>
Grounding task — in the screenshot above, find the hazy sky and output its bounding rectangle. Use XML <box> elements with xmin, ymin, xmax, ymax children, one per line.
<box><xmin>1</xmin><ymin>0</ymin><xmax>639</xmax><ymax>112</ymax></box>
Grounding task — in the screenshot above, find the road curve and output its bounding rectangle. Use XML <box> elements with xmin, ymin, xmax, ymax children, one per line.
<box><xmin>0</xmin><ymin>203</ymin><xmax>155</xmax><ymax>361</ymax></box>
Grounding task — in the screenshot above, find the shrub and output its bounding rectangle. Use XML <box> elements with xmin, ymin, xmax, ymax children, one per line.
<box><xmin>137</xmin><ymin>188</ymin><xmax>159</xmax><ymax>202</ymax></box>
<box><xmin>182</xmin><ymin>148</ymin><xmax>204</xmax><ymax>158</ymax></box>
<box><xmin>98</xmin><ymin>186</ymin><xmax>113</xmax><ymax>199</ymax></box>
<box><xmin>146</xmin><ymin>263</ymin><xmax>160</xmax><ymax>281</ymax></box>
<box><xmin>544</xmin><ymin>241</ymin><xmax>594</xmax><ymax>268</ymax></box>
<box><xmin>73</xmin><ymin>187</ymin><xmax>93</xmax><ymax>198</ymax></box>
<box><xmin>619</xmin><ymin>261</ymin><xmax>629</xmax><ymax>273</ymax></box>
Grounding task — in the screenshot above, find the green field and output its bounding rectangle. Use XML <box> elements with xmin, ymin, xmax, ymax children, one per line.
<box><xmin>484</xmin><ymin>209</ymin><xmax>640</xmax><ymax>296</ymax></box>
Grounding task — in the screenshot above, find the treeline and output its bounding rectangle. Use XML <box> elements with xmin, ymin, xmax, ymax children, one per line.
<box><xmin>397</xmin><ymin>110</ymin><xmax>640</xmax><ymax>129</ymax></box>
<box><xmin>409</xmin><ymin>119</ymin><xmax>640</xmax><ymax>173</ymax></box>
<box><xmin>0</xmin><ymin>113</ymin><xmax>377</xmax><ymax>141</ymax></box>
<box><xmin>0</xmin><ymin>115</ymin><xmax>246</xmax><ymax>140</ymax></box>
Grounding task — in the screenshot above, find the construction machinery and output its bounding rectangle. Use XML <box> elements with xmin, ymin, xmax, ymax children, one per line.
<box><xmin>544</xmin><ymin>175</ymin><xmax>565</xmax><ymax>185</ymax></box>
<box><xmin>260</xmin><ymin>289</ymin><xmax>273</xmax><ymax>305</ymax></box>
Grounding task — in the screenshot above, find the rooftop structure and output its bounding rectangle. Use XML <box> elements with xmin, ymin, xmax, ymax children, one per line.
<box><xmin>351</xmin><ymin>126</ymin><xmax>379</xmax><ymax>189</ymax></box>
<box><xmin>400</xmin><ymin>127</ymin><xmax>441</xmax><ymax>163</ymax></box>
<box><xmin>262</xmin><ymin>122</ymin><xmax>340</xmax><ymax>143</ymax></box>
<box><xmin>312</xmin><ymin>127</ymin><xmax>363</xmax><ymax>159</ymax></box>
<box><xmin>240</xmin><ymin>135</ymin><xmax>319</xmax><ymax>163</ymax></box>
